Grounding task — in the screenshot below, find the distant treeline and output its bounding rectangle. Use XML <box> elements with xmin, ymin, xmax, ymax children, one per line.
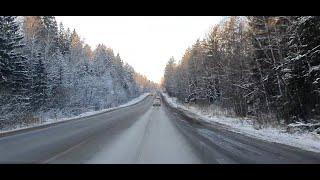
<box><xmin>163</xmin><ymin>16</ymin><xmax>320</xmax><ymax>124</ymax></box>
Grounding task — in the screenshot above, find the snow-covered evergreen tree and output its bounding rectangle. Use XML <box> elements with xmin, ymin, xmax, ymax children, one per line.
<box><xmin>0</xmin><ymin>16</ymin><xmax>32</xmax><ymax>126</ymax></box>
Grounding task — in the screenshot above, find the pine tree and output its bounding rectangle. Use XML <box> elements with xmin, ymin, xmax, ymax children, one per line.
<box><xmin>0</xmin><ymin>16</ymin><xmax>31</xmax><ymax>123</ymax></box>
<box><xmin>0</xmin><ymin>16</ymin><xmax>25</xmax><ymax>89</ymax></box>
<box><xmin>31</xmin><ymin>52</ymin><xmax>47</xmax><ymax>111</ymax></box>
<box><xmin>57</xmin><ymin>23</ymin><xmax>70</xmax><ymax>55</ymax></box>
<box><xmin>41</xmin><ymin>16</ymin><xmax>59</xmax><ymax>60</ymax></box>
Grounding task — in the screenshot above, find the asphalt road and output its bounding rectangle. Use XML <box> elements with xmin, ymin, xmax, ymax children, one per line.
<box><xmin>1</xmin><ymin>95</ymin><xmax>320</xmax><ymax>164</ymax></box>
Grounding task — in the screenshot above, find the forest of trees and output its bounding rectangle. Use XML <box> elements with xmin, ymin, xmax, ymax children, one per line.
<box><xmin>0</xmin><ymin>16</ymin><xmax>156</xmax><ymax>129</ymax></box>
<box><xmin>163</xmin><ymin>16</ymin><xmax>320</xmax><ymax>125</ymax></box>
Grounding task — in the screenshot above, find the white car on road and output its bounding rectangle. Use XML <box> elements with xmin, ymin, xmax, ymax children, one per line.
<box><xmin>153</xmin><ymin>98</ymin><xmax>161</xmax><ymax>106</ymax></box>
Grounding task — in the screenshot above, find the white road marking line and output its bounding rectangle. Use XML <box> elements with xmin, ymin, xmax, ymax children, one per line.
<box><xmin>41</xmin><ymin>138</ymin><xmax>91</xmax><ymax>164</ymax></box>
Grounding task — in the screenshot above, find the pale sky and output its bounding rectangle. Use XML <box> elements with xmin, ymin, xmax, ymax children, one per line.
<box><xmin>55</xmin><ymin>16</ymin><xmax>223</xmax><ymax>83</ymax></box>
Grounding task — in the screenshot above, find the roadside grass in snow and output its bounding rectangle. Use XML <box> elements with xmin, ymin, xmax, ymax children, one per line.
<box><xmin>0</xmin><ymin>93</ymin><xmax>150</xmax><ymax>134</ymax></box>
<box><xmin>162</xmin><ymin>93</ymin><xmax>320</xmax><ymax>153</ymax></box>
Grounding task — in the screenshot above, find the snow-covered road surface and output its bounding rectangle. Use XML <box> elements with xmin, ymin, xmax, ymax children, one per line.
<box><xmin>1</xmin><ymin>95</ymin><xmax>320</xmax><ymax>163</ymax></box>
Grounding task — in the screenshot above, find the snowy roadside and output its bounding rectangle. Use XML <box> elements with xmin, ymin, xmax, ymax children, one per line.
<box><xmin>162</xmin><ymin>92</ymin><xmax>320</xmax><ymax>153</ymax></box>
<box><xmin>0</xmin><ymin>93</ymin><xmax>150</xmax><ymax>135</ymax></box>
